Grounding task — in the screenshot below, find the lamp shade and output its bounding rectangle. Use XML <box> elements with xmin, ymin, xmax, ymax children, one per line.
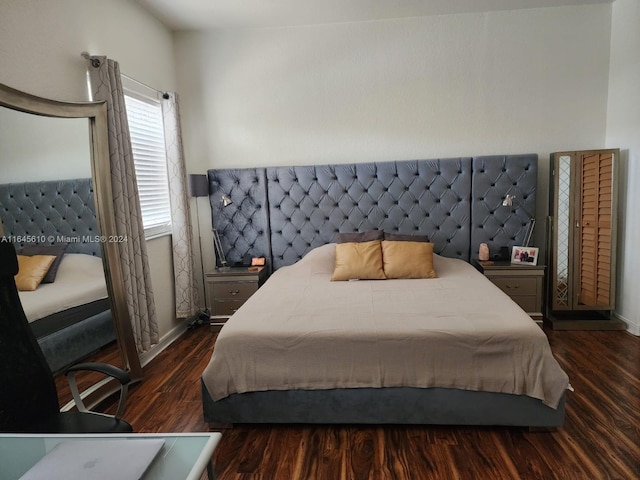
<box><xmin>187</xmin><ymin>174</ymin><xmax>209</xmax><ymax>198</ymax></box>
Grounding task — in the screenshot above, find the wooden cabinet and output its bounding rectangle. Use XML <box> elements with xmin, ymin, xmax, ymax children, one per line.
<box><xmin>205</xmin><ymin>267</ymin><xmax>268</xmax><ymax>327</ymax></box>
<box><xmin>547</xmin><ymin>149</ymin><xmax>624</xmax><ymax>329</ymax></box>
<box><xmin>473</xmin><ymin>259</ymin><xmax>545</xmax><ymax>325</ymax></box>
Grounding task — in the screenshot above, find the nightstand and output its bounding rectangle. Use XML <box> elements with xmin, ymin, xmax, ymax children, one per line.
<box><xmin>472</xmin><ymin>259</ymin><xmax>545</xmax><ymax>325</ymax></box>
<box><xmin>205</xmin><ymin>267</ymin><xmax>268</xmax><ymax>327</ymax></box>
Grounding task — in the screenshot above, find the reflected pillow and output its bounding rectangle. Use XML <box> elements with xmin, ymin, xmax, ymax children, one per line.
<box><xmin>336</xmin><ymin>230</ymin><xmax>384</xmax><ymax>244</ymax></box>
<box><xmin>381</xmin><ymin>241</ymin><xmax>438</xmax><ymax>279</ymax></box>
<box><xmin>15</xmin><ymin>254</ymin><xmax>57</xmax><ymax>291</ymax></box>
<box><xmin>331</xmin><ymin>240</ymin><xmax>386</xmax><ymax>281</ymax></box>
<box><xmin>20</xmin><ymin>243</ymin><xmax>69</xmax><ymax>283</ymax></box>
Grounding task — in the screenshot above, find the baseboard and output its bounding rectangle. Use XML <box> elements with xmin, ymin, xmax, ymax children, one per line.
<box><xmin>139</xmin><ymin>317</ymin><xmax>192</xmax><ymax>367</ymax></box>
<box><xmin>614</xmin><ymin>312</ymin><xmax>640</xmax><ymax>336</ymax></box>
<box><xmin>546</xmin><ymin>311</ymin><xmax>627</xmax><ymax>331</ymax></box>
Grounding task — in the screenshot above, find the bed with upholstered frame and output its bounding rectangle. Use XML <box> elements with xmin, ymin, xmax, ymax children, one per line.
<box><xmin>0</xmin><ymin>178</ymin><xmax>115</xmax><ymax>373</ymax></box>
<box><xmin>201</xmin><ymin>154</ymin><xmax>569</xmax><ymax>427</ymax></box>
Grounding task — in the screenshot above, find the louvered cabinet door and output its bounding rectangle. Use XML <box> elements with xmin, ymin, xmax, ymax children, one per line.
<box><xmin>548</xmin><ymin>149</ymin><xmax>618</xmax><ymax>314</ymax></box>
<box><xmin>576</xmin><ymin>151</ymin><xmax>616</xmax><ymax>309</ymax></box>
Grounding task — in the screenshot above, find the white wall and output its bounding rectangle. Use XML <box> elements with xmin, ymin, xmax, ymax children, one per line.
<box><xmin>0</xmin><ymin>0</ymin><xmax>181</xmax><ymax>342</ymax></box>
<box><xmin>175</xmin><ymin>4</ymin><xmax>612</xmax><ymax>283</ymax></box>
<box><xmin>0</xmin><ymin>109</ymin><xmax>91</xmax><ymax>182</ymax></box>
<box><xmin>607</xmin><ymin>0</ymin><xmax>640</xmax><ymax>335</ymax></box>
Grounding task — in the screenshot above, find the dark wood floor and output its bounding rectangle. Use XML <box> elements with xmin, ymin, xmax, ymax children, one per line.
<box><xmin>58</xmin><ymin>326</ymin><xmax>640</xmax><ymax>479</ymax></box>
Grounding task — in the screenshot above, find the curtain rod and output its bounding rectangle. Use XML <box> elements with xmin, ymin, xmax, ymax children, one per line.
<box><xmin>122</xmin><ymin>73</ymin><xmax>169</xmax><ymax>99</ymax></box>
<box><xmin>80</xmin><ymin>52</ymin><xmax>169</xmax><ymax>99</ymax></box>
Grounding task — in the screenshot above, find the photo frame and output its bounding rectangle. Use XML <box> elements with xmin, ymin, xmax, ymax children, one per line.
<box><xmin>511</xmin><ymin>246</ymin><xmax>539</xmax><ymax>265</ymax></box>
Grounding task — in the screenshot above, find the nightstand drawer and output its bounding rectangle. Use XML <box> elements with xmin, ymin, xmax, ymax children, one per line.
<box><xmin>212</xmin><ymin>282</ymin><xmax>258</xmax><ymax>300</ymax></box>
<box><xmin>213</xmin><ymin>299</ymin><xmax>247</xmax><ymax>316</ymax></box>
<box><xmin>508</xmin><ymin>295</ymin><xmax>538</xmax><ymax>313</ymax></box>
<box><xmin>490</xmin><ymin>277</ymin><xmax>537</xmax><ymax>296</ymax></box>
<box><xmin>206</xmin><ymin>267</ymin><xmax>268</xmax><ymax>324</ymax></box>
<box><xmin>473</xmin><ymin>260</ymin><xmax>545</xmax><ymax>325</ymax></box>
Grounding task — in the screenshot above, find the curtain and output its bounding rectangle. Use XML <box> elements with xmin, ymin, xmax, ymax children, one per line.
<box><xmin>162</xmin><ymin>93</ymin><xmax>200</xmax><ymax>318</ymax></box>
<box><xmin>87</xmin><ymin>56</ymin><xmax>159</xmax><ymax>353</ymax></box>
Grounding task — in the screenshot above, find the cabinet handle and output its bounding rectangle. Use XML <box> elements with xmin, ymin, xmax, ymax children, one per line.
<box><xmin>506</xmin><ymin>284</ymin><xmax>520</xmax><ymax>289</ymax></box>
<box><xmin>228</xmin><ymin>289</ymin><xmax>240</xmax><ymax>295</ymax></box>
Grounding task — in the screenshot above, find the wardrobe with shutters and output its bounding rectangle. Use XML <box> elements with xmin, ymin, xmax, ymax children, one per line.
<box><xmin>546</xmin><ymin>149</ymin><xmax>625</xmax><ymax>329</ymax></box>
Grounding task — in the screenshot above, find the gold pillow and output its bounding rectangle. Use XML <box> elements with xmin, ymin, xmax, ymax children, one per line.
<box><xmin>381</xmin><ymin>241</ymin><xmax>438</xmax><ymax>279</ymax></box>
<box><xmin>15</xmin><ymin>254</ymin><xmax>56</xmax><ymax>291</ymax></box>
<box><xmin>331</xmin><ymin>240</ymin><xmax>386</xmax><ymax>281</ymax></box>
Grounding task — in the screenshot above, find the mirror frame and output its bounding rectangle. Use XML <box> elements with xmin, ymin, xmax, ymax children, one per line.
<box><xmin>0</xmin><ymin>83</ymin><xmax>143</xmax><ymax>405</ymax></box>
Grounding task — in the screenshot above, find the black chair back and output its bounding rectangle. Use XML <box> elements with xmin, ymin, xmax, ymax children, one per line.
<box><xmin>0</xmin><ymin>241</ymin><xmax>61</xmax><ymax>431</ymax></box>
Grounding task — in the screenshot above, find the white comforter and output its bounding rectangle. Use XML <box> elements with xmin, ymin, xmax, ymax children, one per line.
<box><xmin>202</xmin><ymin>244</ymin><xmax>569</xmax><ymax>408</ymax></box>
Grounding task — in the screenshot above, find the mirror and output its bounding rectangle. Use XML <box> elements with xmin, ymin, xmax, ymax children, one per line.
<box><xmin>0</xmin><ymin>83</ymin><xmax>142</xmax><ymax>407</ymax></box>
<box><xmin>553</xmin><ymin>154</ymin><xmax>572</xmax><ymax>308</ymax></box>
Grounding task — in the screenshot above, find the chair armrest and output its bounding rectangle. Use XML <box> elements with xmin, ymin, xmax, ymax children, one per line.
<box><xmin>64</xmin><ymin>362</ymin><xmax>131</xmax><ymax>418</ymax></box>
<box><xmin>65</xmin><ymin>362</ymin><xmax>131</xmax><ymax>385</ymax></box>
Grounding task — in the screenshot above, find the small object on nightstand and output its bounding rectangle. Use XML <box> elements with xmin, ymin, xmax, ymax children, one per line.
<box><xmin>251</xmin><ymin>257</ymin><xmax>266</xmax><ymax>266</ymax></box>
<box><xmin>478</xmin><ymin>243</ymin><xmax>490</xmax><ymax>261</ymax></box>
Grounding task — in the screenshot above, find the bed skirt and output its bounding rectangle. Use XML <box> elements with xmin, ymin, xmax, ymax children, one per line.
<box><xmin>37</xmin><ymin>309</ymin><xmax>115</xmax><ymax>373</ymax></box>
<box><xmin>202</xmin><ymin>382</ymin><xmax>566</xmax><ymax>427</ymax></box>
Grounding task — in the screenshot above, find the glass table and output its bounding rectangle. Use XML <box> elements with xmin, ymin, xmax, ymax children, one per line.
<box><xmin>0</xmin><ymin>433</ymin><xmax>222</xmax><ymax>480</ymax></box>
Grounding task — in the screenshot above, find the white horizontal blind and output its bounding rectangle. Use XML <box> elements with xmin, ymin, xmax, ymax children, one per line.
<box><xmin>124</xmin><ymin>90</ymin><xmax>172</xmax><ymax>238</ymax></box>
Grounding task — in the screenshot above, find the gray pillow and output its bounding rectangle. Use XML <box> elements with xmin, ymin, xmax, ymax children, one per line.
<box><xmin>336</xmin><ymin>230</ymin><xmax>384</xmax><ymax>244</ymax></box>
<box><xmin>384</xmin><ymin>233</ymin><xmax>430</xmax><ymax>242</ymax></box>
<box><xmin>20</xmin><ymin>243</ymin><xmax>69</xmax><ymax>283</ymax></box>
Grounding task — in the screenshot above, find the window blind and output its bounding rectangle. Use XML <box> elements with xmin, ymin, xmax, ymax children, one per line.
<box><xmin>124</xmin><ymin>93</ymin><xmax>172</xmax><ymax>238</ymax></box>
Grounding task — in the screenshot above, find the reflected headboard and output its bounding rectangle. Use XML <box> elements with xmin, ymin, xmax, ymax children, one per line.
<box><xmin>0</xmin><ymin>178</ymin><xmax>101</xmax><ymax>256</ymax></box>
<box><xmin>208</xmin><ymin>154</ymin><xmax>537</xmax><ymax>270</ymax></box>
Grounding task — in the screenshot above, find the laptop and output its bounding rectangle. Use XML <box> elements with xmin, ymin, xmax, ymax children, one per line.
<box><xmin>19</xmin><ymin>438</ymin><xmax>165</xmax><ymax>480</ymax></box>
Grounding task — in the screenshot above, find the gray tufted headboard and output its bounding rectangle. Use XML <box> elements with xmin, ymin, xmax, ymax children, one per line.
<box><xmin>0</xmin><ymin>178</ymin><xmax>101</xmax><ymax>256</ymax></box>
<box><xmin>208</xmin><ymin>154</ymin><xmax>537</xmax><ymax>270</ymax></box>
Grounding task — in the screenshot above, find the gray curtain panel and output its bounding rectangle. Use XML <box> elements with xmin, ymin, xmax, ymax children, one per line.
<box><xmin>162</xmin><ymin>92</ymin><xmax>200</xmax><ymax>318</ymax></box>
<box><xmin>87</xmin><ymin>56</ymin><xmax>159</xmax><ymax>353</ymax></box>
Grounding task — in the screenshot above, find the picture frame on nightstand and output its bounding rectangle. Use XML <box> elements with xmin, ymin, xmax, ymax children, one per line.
<box><xmin>511</xmin><ymin>246</ymin><xmax>539</xmax><ymax>265</ymax></box>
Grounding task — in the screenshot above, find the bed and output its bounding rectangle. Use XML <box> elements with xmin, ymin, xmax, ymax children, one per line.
<box><xmin>201</xmin><ymin>154</ymin><xmax>570</xmax><ymax>426</ymax></box>
<box><xmin>0</xmin><ymin>178</ymin><xmax>115</xmax><ymax>373</ymax></box>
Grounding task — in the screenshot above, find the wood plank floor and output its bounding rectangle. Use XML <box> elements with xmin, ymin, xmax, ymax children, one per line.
<box><xmin>57</xmin><ymin>326</ymin><xmax>640</xmax><ymax>479</ymax></box>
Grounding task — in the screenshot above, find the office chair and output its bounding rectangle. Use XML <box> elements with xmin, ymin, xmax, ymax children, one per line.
<box><xmin>0</xmin><ymin>241</ymin><xmax>133</xmax><ymax>433</ymax></box>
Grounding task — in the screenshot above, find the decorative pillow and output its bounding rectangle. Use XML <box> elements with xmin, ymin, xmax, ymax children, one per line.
<box><xmin>384</xmin><ymin>232</ymin><xmax>430</xmax><ymax>242</ymax></box>
<box><xmin>15</xmin><ymin>254</ymin><xmax>57</xmax><ymax>291</ymax></box>
<box><xmin>381</xmin><ymin>241</ymin><xmax>438</xmax><ymax>279</ymax></box>
<box><xmin>331</xmin><ymin>240</ymin><xmax>386</xmax><ymax>281</ymax></box>
<box><xmin>336</xmin><ymin>230</ymin><xmax>384</xmax><ymax>244</ymax></box>
<box><xmin>20</xmin><ymin>243</ymin><xmax>69</xmax><ymax>283</ymax></box>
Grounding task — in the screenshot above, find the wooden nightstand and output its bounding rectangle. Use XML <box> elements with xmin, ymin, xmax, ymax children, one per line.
<box><xmin>472</xmin><ymin>259</ymin><xmax>546</xmax><ymax>325</ymax></box>
<box><xmin>205</xmin><ymin>267</ymin><xmax>268</xmax><ymax>327</ymax></box>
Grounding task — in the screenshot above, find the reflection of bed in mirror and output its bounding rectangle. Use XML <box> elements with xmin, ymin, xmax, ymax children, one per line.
<box><xmin>0</xmin><ymin>178</ymin><xmax>115</xmax><ymax>373</ymax></box>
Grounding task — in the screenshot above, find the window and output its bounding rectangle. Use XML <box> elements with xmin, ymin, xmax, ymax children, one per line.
<box><xmin>122</xmin><ymin>76</ymin><xmax>172</xmax><ymax>238</ymax></box>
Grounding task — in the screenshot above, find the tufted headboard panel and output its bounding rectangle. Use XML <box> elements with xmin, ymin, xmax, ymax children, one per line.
<box><xmin>208</xmin><ymin>154</ymin><xmax>537</xmax><ymax>270</ymax></box>
<box><xmin>0</xmin><ymin>178</ymin><xmax>101</xmax><ymax>256</ymax></box>
<box><xmin>208</xmin><ymin>168</ymin><xmax>270</xmax><ymax>266</ymax></box>
<box><xmin>471</xmin><ymin>155</ymin><xmax>537</xmax><ymax>256</ymax></box>
<box><xmin>266</xmin><ymin>159</ymin><xmax>472</xmax><ymax>268</ymax></box>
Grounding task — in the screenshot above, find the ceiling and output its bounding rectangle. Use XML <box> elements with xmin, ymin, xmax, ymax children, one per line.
<box><xmin>135</xmin><ymin>0</ymin><xmax>611</xmax><ymax>30</ymax></box>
